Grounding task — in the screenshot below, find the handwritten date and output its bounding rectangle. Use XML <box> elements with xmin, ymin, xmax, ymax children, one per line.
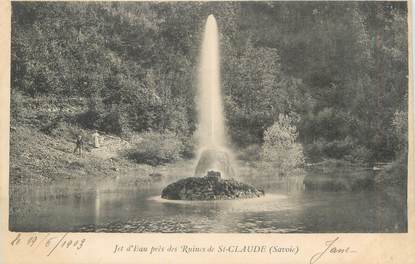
<box><xmin>10</xmin><ymin>233</ymin><xmax>86</xmax><ymax>256</ymax></box>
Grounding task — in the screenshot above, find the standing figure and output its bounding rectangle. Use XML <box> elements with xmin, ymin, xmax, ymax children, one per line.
<box><xmin>92</xmin><ymin>130</ymin><xmax>100</xmax><ymax>148</ymax></box>
<box><xmin>73</xmin><ymin>135</ymin><xmax>84</xmax><ymax>157</ymax></box>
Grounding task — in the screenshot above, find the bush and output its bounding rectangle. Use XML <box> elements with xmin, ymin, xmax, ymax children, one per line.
<box><xmin>76</xmin><ymin>97</ymin><xmax>103</xmax><ymax>130</ymax></box>
<box><xmin>260</xmin><ymin>114</ymin><xmax>305</xmax><ymax>175</ymax></box>
<box><xmin>76</xmin><ymin>97</ymin><xmax>133</xmax><ymax>136</ymax></box>
<box><xmin>344</xmin><ymin>145</ymin><xmax>372</xmax><ymax>164</ymax></box>
<box><xmin>304</xmin><ymin>140</ymin><xmax>324</xmax><ymax>163</ymax></box>
<box><xmin>237</xmin><ymin>144</ymin><xmax>262</xmax><ymax>161</ymax></box>
<box><xmin>100</xmin><ymin>110</ymin><xmax>127</xmax><ymax>135</ymax></box>
<box><xmin>126</xmin><ymin>131</ymin><xmax>184</xmax><ymax>165</ymax></box>
<box><xmin>40</xmin><ymin>118</ymin><xmax>67</xmax><ymax>137</ymax></box>
<box><xmin>305</xmin><ymin>137</ymin><xmax>373</xmax><ymax>164</ymax></box>
<box><xmin>180</xmin><ymin>135</ymin><xmax>196</xmax><ymax>159</ymax></box>
<box><xmin>76</xmin><ymin>109</ymin><xmax>102</xmax><ymax>130</ymax></box>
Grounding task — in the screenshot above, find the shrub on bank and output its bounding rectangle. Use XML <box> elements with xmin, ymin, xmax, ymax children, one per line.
<box><xmin>126</xmin><ymin>131</ymin><xmax>184</xmax><ymax>165</ymax></box>
<box><xmin>237</xmin><ymin>144</ymin><xmax>262</xmax><ymax>161</ymax></box>
<box><xmin>260</xmin><ymin>114</ymin><xmax>305</xmax><ymax>176</ymax></box>
<box><xmin>304</xmin><ymin>137</ymin><xmax>373</xmax><ymax>164</ymax></box>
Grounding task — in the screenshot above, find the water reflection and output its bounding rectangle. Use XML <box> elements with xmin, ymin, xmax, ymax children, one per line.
<box><xmin>94</xmin><ymin>187</ymin><xmax>101</xmax><ymax>226</ymax></box>
<box><xmin>9</xmin><ymin>173</ymin><xmax>405</xmax><ymax>233</ymax></box>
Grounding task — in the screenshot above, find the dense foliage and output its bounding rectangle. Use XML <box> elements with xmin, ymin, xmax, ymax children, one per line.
<box><xmin>11</xmin><ymin>2</ymin><xmax>408</xmax><ymax>163</ymax></box>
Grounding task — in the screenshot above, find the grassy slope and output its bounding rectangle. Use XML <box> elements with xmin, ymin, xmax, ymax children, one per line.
<box><xmin>12</xmin><ymin>125</ymin><xmax>127</xmax><ymax>184</ymax></box>
<box><xmin>9</xmin><ymin>95</ymin><xmax>155</xmax><ymax>185</ymax></box>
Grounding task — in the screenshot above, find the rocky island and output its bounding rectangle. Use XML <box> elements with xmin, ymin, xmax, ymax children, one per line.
<box><xmin>161</xmin><ymin>171</ymin><xmax>265</xmax><ymax>201</ymax></box>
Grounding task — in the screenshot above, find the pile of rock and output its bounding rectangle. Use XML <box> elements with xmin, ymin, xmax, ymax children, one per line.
<box><xmin>161</xmin><ymin>171</ymin><xmax>264</xmax><ymax>201</ymax></box>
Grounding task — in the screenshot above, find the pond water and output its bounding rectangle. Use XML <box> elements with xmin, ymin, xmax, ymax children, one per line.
<box><xmin>10</xmin><ymin>170</ymin><xmax>406</xmax><ymax>233</ymax></box>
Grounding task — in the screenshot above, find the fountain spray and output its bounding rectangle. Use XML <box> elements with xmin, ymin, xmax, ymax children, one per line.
<box><xmin>194</xmin><ymin>15</ymin><xmax>236</xmax><ymax>178</ymax></box>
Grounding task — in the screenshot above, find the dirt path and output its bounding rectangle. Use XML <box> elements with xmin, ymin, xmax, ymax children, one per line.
<box><xmin>89</xmin><ymin>135</ymin><xmax>131</xmax><ymax>160</ymax></box>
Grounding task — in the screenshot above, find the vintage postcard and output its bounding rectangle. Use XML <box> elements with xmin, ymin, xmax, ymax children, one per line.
<box><xmin>1</xmin><ymin>1</ymin><xmax>414</xmax><ymax>263</ymax></box>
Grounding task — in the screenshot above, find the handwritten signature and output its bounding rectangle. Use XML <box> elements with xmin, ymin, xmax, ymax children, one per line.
<box><xmin>10</xmin><ymin>233</ymin><xmax>86</xmax><ymax>257</ymax></box>
<box><xmin>309</xmin><ymin>237</ymin><xmax>356</xmax><ymax>264</ymax></box>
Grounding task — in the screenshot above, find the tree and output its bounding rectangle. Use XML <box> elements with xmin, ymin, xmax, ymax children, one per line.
<box><xmin>261</xmin><ymin>114</ymin><xmax>304</xmax><ymax>176</ymax></box>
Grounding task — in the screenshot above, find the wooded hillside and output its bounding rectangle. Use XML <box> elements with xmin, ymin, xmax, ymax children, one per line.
<box><xmin>11</xmin><ymin>2</ymin><xmax>408</xmax><ymax>163</ymax></box>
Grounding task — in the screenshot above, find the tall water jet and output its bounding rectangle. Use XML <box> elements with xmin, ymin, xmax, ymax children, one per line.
<box><xmin>197</xmin><ymin>15</ymin><xmax>225</xmax><ymax>150</ymax></box>
<box><xmin>194</xmin><ymin>15</ymin><xmax>235</xmax><ymax>178</ymax></box>
<box><xmin>161</xmin><ymin>15</ymin><xmax>264</xmax><ymax>200</ymax></box>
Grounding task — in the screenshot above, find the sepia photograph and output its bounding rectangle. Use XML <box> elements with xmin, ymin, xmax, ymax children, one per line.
<box><xmin>8</xmin><ymin>1</ymin><xmax>408</xmax><ymax>234</ymax></box>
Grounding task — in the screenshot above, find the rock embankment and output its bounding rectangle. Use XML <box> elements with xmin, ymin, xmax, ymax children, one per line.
<box><xmin>161</xmin><ymin>171</ymin><xmax>264</xmax><ymax>200</ymax></box>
